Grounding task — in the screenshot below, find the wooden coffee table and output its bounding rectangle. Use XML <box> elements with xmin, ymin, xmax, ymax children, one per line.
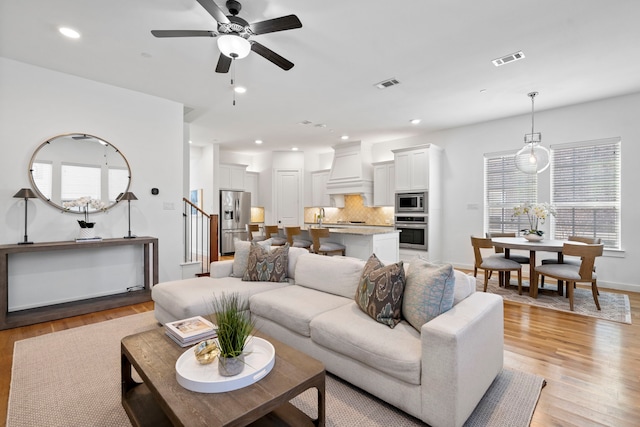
<box><xmin>121</xmin><ymin>327</ymin><xmax>326</xmax><ymax>426</ymax></box>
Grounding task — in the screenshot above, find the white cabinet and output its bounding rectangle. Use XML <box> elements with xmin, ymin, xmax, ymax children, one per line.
<box><xmin>311</xmin><ymin>170</ymin><xmax>344</xmax><ymax>208</ymax></box>
<box><xmin>373</xmin><ymin>161</ymin><xmax>395</xmax><ymax>207</ymax></box>
<box><xmin>219</xmin><ymin>164</ymin><xmax>246</xmax><ymax>190</ymax></box>
<box><xmin>245</xmin><ymin>171</ymin><xmax>259</xmax><ymax>206</ymax></box>
<box><xmin>393</xmin><ymin>147</ymin><xmax>429</xmax><ymax>191</ymax></box>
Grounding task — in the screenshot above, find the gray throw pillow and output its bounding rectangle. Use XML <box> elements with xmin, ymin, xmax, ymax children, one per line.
<box><xmin>402</xmin><ymin>258</ymin><xmax>455</xmax><ymax>331</ymax></box>
<box><xmin>355</xmin><ymin>254</ymin><xmax>406</xmax><ymax>328</ymax></box>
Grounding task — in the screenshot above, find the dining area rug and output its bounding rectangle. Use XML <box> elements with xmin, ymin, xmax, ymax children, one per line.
<box><xmin>7</xmin><ymin>311</ymin><xmax>545</xmax><ymax>427</ymax></box>
<box><xmin>476</xmin><ymin>275</ymin><xmax>632</xmax><ymax>324</ymax></box>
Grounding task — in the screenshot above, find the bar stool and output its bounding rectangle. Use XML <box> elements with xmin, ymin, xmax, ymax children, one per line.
<box><xmin>309</xmin><ymin>228</ymin><xmax>345</xmax><ymax>256</ymax></box>
<box><xmin>284</xmin><ymin>226</ymin><xmax>312</xmax><ymax>250</ymax></box>
<box><xmin>264</xmin><ymin>225</ymin><xmax>287</xmax><ymax>246</ymax></box>
<box><xmin>247</xmin><ymin>224</ymin><xmax>265</xmax><ymax>242</ymax></box>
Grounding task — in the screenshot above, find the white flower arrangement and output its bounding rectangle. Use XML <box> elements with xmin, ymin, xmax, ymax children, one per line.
<box><xmin>512</xmin><ymin>202</ymin><xmax>556</xmax><ymax>236</ymax></box>
<box><xmin>63</xmin><ymin>196</ymin><xmax>106</xmax><ymax>228</ymax></box>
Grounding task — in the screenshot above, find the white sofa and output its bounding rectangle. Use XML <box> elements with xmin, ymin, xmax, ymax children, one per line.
<box><xmin>152</xmin><ymin>248</ymin><xmax>504</xmax><ymax>427</ymax></box>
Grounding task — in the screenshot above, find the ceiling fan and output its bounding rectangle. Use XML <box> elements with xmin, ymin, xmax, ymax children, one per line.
<box><xmin>151</xmin><ymin>0</ymin><xmax>302</xmax><ymax>73</ymax></box>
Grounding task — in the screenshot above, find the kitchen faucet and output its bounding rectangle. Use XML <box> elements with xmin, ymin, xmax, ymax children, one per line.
<box><xmin>318</xmin><ymin>208</ymin><xmax>325</xmax><ymax>227</ymax></box>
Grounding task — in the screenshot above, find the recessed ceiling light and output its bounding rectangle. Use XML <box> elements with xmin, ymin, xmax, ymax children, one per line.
<box><xmin>341</xmin><ymin>135</ymin><xmax>349</xmax><ymax>140</ymax></box>
<box><xmin>188</xmin><ymin>140</ymin><xmax>193</xmax><ymax>144</ymax></box>
<box><xmin>234</xmin><ymin>86</ymin><xmax>247</xmax><ymax>94</ymax></box>
<box><xmin>59</xmin><ymin>27</ymin><xmax>80</xmax><ymax>39</ymax></box>
<box><xmin>410</xmin><ymin>119</ymin><xmax>421</xmax><ymax>125</ymax></box>
<box><xmin>292</xmin><ymin>147</ymin><xmax>299</xmax><ymax>151</ymax></box>
<box><xmin>255</xmin><ymin>139</ymin><xmax>263</xmax><ymax>145</ymax></box>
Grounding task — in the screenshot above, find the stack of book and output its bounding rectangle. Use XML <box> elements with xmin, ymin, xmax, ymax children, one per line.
<box><xmin>165</xmin><ymin>315</ymin><xmax>217</xmax><ymax>347</ymax></box>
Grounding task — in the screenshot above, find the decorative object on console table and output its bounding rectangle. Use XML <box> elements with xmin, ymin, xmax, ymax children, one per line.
<box><xmin>119</xmin><ymin>191</ymin><xmax>138</xmax><ymax>238</ymax></box>
<box><xmin>63</xmin><ymin>196</ymin><xmax>106</xmax><ymax>241</ymax></box>
<box><xmin>211</xmin><ymin>292</ymin><xmax>256</xmax><ymax>377</ymax></box>
<box><xmin>512</xmin><ymin>201</ymin><xmax>556</xmax><ymax>241</ymax></box>
<box><xmin>13</xmin><ymin>188</ymin><xmax>38</xmax><ymax>245</ymax></box>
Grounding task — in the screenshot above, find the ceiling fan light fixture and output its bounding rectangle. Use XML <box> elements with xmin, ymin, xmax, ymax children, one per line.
<box><xmin>217</xmin><ymin>34</ymin><xmax>251</xmax><ymax>59</ymax></box>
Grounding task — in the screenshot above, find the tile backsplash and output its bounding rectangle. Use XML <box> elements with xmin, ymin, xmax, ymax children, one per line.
<box><xmin>304</xmin><ymin>195</ymin><xmax>394</xmax><ymax>225</ymax></box>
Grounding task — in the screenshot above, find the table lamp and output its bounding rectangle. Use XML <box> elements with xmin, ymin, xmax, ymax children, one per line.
<box><xmin>13</xmin><ymin>188</ymin><xmax>38</xmax><ymax>244</ymax></box>
<box><xmin>120</xmin><ymin>191</ymin><xmax>138</xmax><ymax>238</ymax></box>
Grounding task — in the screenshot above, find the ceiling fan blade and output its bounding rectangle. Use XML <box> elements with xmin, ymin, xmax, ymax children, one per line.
<box><xmin>250</xmin><ymin>42</ymin><xmax>294</xmax><ymax>70</ymax></box>
<box><xmin>151</xmin><ymin>30</ymin><xmax>217</xmax><ymax>38</ymax></box>
<box><xmin>215</xmin><ymin>54</ymin><xmax>232</xmax><ymax>73</ymax></box>
<box><xmin>196</xmin><ymin>0</ymin><xmax>230</xmax><ymax>24</ymax></box>
<box><xmin>250</xmin><ymin>14</ymin><xmax>302</xmax><ymax>35</ymax></box>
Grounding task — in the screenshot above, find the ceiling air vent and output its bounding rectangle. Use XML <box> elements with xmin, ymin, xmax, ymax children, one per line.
<box><xmin>492</xmin><ymin>51</ymin><xmax>525</xmax><ymax>67</ymax></box>
<box><xmin>374</xmin><ymin>78</ymin><xmax>400</xmax><ymax>89</ymax></box>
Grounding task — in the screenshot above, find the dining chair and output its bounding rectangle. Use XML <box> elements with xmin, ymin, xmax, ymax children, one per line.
<box><xmin>471</xmin><ymin>236</ymin><xmax>523</xmax><ymax>294</ymax></box>
<box><xmin>534</xmin><ymin>243</ymin><xmax>603</xmax><ymax>311</ymax></box>
<box><xmin>539</xmin><ymin>236</ymin><xmax>601</xmax><ymax>293</ymax></box>
<box><xmin>485</xmin><ymin>232</ymin><xmax>531</xmax><ymax>283</ymax></box>
<box><xmin>284</xmin><ymin>226</ymin><xmax>312</xmax><ymax>250</ymax></box>
<box><xmin>309</xmin><ymin>227</ymin><xmax>345</xmax><ymax>256</ymax></box>
<box><xmin>246</xmin><ymin>224</ymin><xmax>266</xmax><ymax>242</ymax></box>
<box><xmin>263</xmin><ymin>225</ymin><xmax>287</xmax><ymax>246</ymax></box>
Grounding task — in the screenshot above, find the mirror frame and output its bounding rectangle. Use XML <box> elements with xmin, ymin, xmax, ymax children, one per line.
<box><xmin>28</xmin><ymin>133</ymin><xmax>132</xmax><ymax>213</ymax></box>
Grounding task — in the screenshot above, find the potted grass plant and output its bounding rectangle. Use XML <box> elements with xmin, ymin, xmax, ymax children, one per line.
<box><xmin>212</xmin><ymin>292</ymin><xmax>255</xmax><ymax>376</ymax></box>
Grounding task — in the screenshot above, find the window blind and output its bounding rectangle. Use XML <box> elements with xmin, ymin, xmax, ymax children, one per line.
<box><xmin>550</xmin><ymin>138</ymin><xmax>621</xmax><ymax>249</ymax></box>
<box><xmin>61</xmin><ymin>164</ymin><xmax>101</xmax><ymax>201</ymax></box>
<box><xmin>32</xmin><ymin>162</ymin><xmax>53</xmax><ymax>200</ymax></box>
<box><xmin>485</xmin><ymin>151</ymin><xmax>537</xmax><ymax>233</ymax></box>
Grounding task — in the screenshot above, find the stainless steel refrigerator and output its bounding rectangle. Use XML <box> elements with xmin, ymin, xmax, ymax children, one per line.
<box><xmin>220</xmin><ymin>190</ymin><xmax>251</xmax><ymax>254</ymax></box>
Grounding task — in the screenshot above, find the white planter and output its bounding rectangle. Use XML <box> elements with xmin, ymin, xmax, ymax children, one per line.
<box><xmin>524</xmin><ymin>233</ymin><xmax>543</xmax><ymax>242</ymax></box>
<box><xmin>79</xmin><ymin>227</ymin><xmax>96</xmax><ymax>239</ymax></box>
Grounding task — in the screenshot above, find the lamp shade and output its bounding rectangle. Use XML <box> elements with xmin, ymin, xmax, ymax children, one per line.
<box><xmin>13</xmin><ymin>188</ymin><xmax>37</xmax><ymax>199</ymax></box>
<box><xmin>119</xmin><ymin>191</ymin><xmax>138</xmax><ymax>201</ymax></box>
<box><xmin>515</xmin><ymin>143</ymin><xmax>550</xmax><ymax>174</ymax></box>
<box><xmin>217</xmin><ymin>34</ymin><xmax>251</xmax><ymax>59</ymax></box>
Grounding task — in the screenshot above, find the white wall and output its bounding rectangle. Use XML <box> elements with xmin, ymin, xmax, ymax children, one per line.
<box><xmin>372</xmin><ymin>92</ymin><xmax>640</xmax><ymax>291</ymax></box>
<box><xmin>0</xmin><ymin>58</ymin><xmax>185</xmax><ymax>300</ymax></box>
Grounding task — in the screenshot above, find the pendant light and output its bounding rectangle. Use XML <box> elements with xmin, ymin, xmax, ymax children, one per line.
<box><xmin>515</xmin><ymin>92</ymin><xmax>550</xmax><ymax>174</ymax></box>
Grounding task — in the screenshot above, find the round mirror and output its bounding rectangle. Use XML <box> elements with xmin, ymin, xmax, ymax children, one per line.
<box><xmin>28</xmin><ymin>133</ymin><xmax>131</xmax><ymax>213</ymax></box>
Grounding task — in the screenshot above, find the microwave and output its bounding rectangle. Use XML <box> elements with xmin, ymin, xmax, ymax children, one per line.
<box><xmin>395</xmin><ymin>192</ymin><xmax>428</xmax><ymax>214</ymax></box>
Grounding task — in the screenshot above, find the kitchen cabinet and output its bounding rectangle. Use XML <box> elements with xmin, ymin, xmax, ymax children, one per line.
<box><xmin>244</xmin><ymin>171</ymin><xmax>259</xmax><ymax>206</ymax></box>
<box><xmin>393</xmin><ymin>146</ymin><xmax>429</xmax><ymax>191</ymax></box>
<box><xmin>219</xmin><ymin>164</ymin><xmax>247</xmax><ymax>190</ymax></box>
<box><xmin>310</xmin><ymin>170</ymin><xmax>345</xmax><ymax>208</ymax></box>
<box><xmin>373</xmin><ymin>161</ymin><xmax>395</xmax><ymax>207</ymax></box>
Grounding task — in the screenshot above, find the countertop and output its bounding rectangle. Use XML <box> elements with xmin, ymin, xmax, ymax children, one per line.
<box><xmin>303</xmin><ymin>222</ymin><xmax>394</xmax><ymax>228</ymax></box>
<box><xmin>301</xmin><ymin>225</ymin><xmax>397</xmax><ymax>236</ymax></box>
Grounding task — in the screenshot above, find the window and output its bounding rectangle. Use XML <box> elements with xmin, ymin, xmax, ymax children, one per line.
<box><xmin>485</xmin><ymin>151</ymin><xmax>537</xmax><ymax>233</ymax></box>
<box><xmin>61</xmin><ymin>164</ymin><xmax>101</xmax><ymax>201</ymax></box>
<box><xmin>550</xmin><ymin>138</ymin><xmax>621</xmax><ymax>249</ymax></box>
<box><xmin>32</xmin><ymin>161</ymin><xmax>53</xmax><ymax>200</ymax></box>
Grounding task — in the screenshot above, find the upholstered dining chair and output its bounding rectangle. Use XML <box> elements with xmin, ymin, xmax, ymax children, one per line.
<box><xmin>263</xmin><ymin>225</ymin><xmax>287</xmax><ymax>246</ymax></box>
<box><xmin>284</xmin><ymin>226</ymin><xmax>312</xmax><ymax>250</ymax></box>
<box><xmin>246</xmin><ymin>224</ymin><xmax>266</xmax><ymax>242</ymax></box>
<box><xmin>471</xmin><ymin>236</ymin><xmax>523</xmax><ymax>294</ymax></box>
<box><xmin>534</xmin><ymin>243</ymin><xmax>603</xmax><ymax>311</ymax></box>
<box><xmin>539</xmin><ymin>236</ymin><xmax>601</xmax><ymax>293</ymax></box>
<box><xmin>485</xmin><ymin>232</ymin><xmax>531</xmax><ymax>283</ymax></box>
<box><xmin>309</xmin><ymin>227</ymin><xmax>345</xmax><ymax>256</ymax></box>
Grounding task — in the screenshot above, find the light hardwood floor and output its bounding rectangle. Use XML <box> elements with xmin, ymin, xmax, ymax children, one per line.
<box><xmin>1</xmin><ymin>289</ymin><xmax>638</xmax><ymax>426</ymax></box>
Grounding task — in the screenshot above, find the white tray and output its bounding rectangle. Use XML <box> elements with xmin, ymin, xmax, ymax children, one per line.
<box><xmin>175</xmin><ymin>337</ymin><xmax>275</xmax><ymax>393</ymax></box>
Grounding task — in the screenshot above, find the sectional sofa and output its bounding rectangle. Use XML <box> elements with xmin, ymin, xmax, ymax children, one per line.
<box><xmin>152</xmin><ymin>243</ymin><xmax>504</xmax><ymax>427</ymax></box>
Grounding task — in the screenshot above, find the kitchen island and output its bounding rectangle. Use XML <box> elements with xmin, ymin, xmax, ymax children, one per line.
<box><xmin>300</xmin><ymin>226</ymin><xmax>400</xmax><ymax>263</ymax></box>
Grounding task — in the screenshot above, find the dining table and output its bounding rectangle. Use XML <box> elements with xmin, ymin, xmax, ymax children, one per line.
<box><xmin>490</xmin><ymin>237</ymin><xmax>569</xmax><ymax>298</ymax></box>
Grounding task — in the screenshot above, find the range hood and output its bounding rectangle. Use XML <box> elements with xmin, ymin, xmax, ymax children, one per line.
<box><xmin>325</xmin><ymin>141</ymin><xmax>374</xmax><ymax>206</ymax></box>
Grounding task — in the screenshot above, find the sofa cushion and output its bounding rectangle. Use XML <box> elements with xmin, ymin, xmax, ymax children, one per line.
<box><xmin>453</xmin><ymin>269</ymin><xmax>476</xmax><ymax>306</ymax></box>
<box><xmin>286</xmin><ymin>247</ymin><xmax>309</xmax><ymax>279</ymax></box>
<box><xmin>243</xmin><ymin>243</ymin><xmax>289</xmax><ymax>282</ymax></box>
<box><xmin>355</xmin><ymin>254</ymin><xmax>406</xmax><ymax>328</ymax></box>
<box><xmin>231</xmin><ymin>239</ymin><xmax>270</xmax><ymax>278</ymax></box>
<box><xmin>310</xmin><ymin>303</ymin><xmax>421</xmax><ymax>385</ymax></box>
<box><xmin>250</xmin><ymin>286</ymin><xmax>352</xmax><ymax>337</ymax></box>
<box><xmin>151</xmin><ymin>276</ymin><xmax>289</xmax><ymax>323</ymax></box>
<box><xmin>294</xmin><ymin>253</ymin><xmax>366</xmax><ymax>298</ymax></box>
<box><xmin>402</xmin><ymin>258</ymin><xmax>455</xmax><ymax>331</ymax></box>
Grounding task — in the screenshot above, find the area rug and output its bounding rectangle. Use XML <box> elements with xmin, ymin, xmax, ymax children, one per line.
<box><xmin>7</xmin><ymin>312</ymin><xmax>544</xmax><ymax>427</ymax></box>
<box><xmin>476</xmin><ymin>274</ymin><xmax>632</xmax><ymax>324</ymax></box>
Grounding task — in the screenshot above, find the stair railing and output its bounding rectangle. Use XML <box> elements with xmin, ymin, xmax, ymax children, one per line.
<box><xmin>182</xmin><ymin>198</ymin><xmax>218</xmax><ymax>276</ymax></box>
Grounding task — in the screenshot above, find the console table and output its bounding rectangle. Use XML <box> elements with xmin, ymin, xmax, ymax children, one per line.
<box><xmin>0</xmin><ymin>237</ymin><xmax>158</xmax><ymax>330</ymax></box>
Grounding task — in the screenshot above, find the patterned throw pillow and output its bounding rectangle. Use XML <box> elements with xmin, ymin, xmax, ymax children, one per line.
<box><xmin>402</xmin><ymin>258</ymin><xmax>455</xmax><ymax>331</ymax></box>
<box><xmin>242</xmin><ymin>243</ymin><xmax>290</xmax><ymax>282</ymax></box>
<box><xmin>355</xmin><ymin>254</ymin><xmax>406</xmax><ymax>328</ymax></box>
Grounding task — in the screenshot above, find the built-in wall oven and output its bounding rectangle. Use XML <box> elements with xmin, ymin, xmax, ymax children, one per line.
<box><xmin>395</xmin><ymin>215</ymin><xmax>428</xmax><ymax>250</ymax></box>
<box><xmin>395</xmin><ymin>192</ymin><xmax>428</xmax><ymax>214</ymax></box>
